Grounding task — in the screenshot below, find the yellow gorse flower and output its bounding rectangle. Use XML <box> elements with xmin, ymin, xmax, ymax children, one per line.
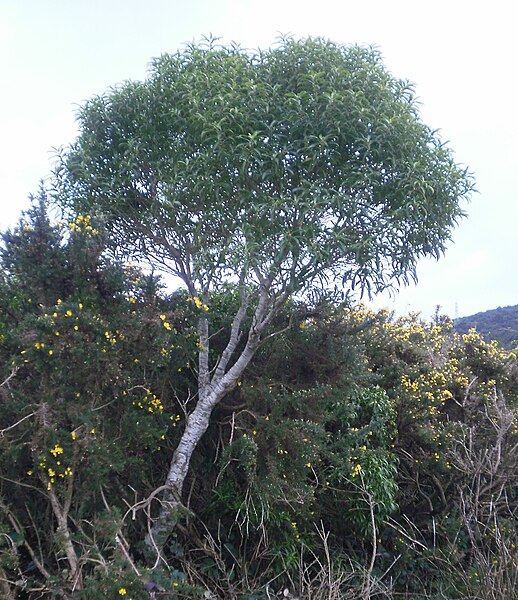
<box><xmin>190</xmin><ymin>296</ymin><xmax>209</xmax><ymax>311</ymax></box>
<box><xmin>50</xmin><ymin>444</ymin><xmax>63</xmax><ymax>457</ymax></box>
<box><xmin>69</xmin><ymin>214</ymin><xmax>99</xmax><ymax>237</ymax></box>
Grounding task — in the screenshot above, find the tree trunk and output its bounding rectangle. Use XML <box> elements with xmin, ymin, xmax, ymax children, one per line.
<box><xmin>48</xmin><ymin>485</ymin><xmax>81</xmax><ymax>588</ymax></box>
<box><xmin>145</xmin><ymin>328</ymin><xmax>263</xmax><ymax>550</ymax></box>
<box><xmin>144</xmin><ymin>278</ymin><xmax>283</xmax><ymax>553</ymax></box>
<box><xmin>144</xmin><ymin>395</ymin><xmax>214</xmax><ymax>549</ymax></box>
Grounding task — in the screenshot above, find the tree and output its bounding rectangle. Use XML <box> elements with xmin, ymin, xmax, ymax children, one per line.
<box><xmin>55</xmin><ymin>37</ymin><xmax>473</xmax><ymax>548</ymax></box>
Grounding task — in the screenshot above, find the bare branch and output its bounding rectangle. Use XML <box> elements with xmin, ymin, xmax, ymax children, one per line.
<box><xmin>0</xmin><ymin>412</ymin><xmax>35</xmax><ymax>437</ymax></box>
<box><xmin>0</xmin><ymin>367</ymin><xmax>18</xmax><ymax>388</ymax></box>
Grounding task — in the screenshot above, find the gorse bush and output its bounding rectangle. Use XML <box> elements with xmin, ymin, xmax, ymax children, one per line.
<box><xmin>0</xmin><ymin>197</ymin><xmax>198</xmax><ymax>598</ymax></box>
<box><xmin>1</xmin><ymin>197</ymin><xmax>517</xmax><ymax>598</ymax></box>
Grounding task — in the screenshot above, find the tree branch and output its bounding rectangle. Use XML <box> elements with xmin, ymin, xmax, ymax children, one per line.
<box><xmin>0</xmin><ymin>412</ymin><xmax>35</xmax><ymax>437</ymax></box>
<box><xmin>212</xmin><ymin>273</ymin><xmax>250</xmax><ymax>383</ymax></box>
<box><xmin>0</xmin><ymin>367</ymin><xmax>18</xmax><ymax>388</ymax></box>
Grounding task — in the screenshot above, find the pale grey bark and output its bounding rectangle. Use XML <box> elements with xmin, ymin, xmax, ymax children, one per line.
<box><xmin>146</xmin><ymin>282</ymin><xmax>278</xmax><ymax>549</ymax></box>
<box><xmin>48</xmin><ymin>480</ymin><xmax>80</xmax><ymax>587</ymax></box>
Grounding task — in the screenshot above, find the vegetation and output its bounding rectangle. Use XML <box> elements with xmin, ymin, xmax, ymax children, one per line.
<box><xmin>1</xmin><ymin>196</ymin><xmax>516</xmax><ymax>599</ymax></box>
<box><xmin>4</xmin><ymin>39</ymin><xmax>513</xmax><ymax>600</ymax></box>
<box><xmin>54</xmin><ymin>37</ymin><xmax>473</xmax><ymax>550</ymax></box>
<box><xmin>455</xmin><ymin>304</ymin><xmax>518</xmax><ymax>349</ymax></box>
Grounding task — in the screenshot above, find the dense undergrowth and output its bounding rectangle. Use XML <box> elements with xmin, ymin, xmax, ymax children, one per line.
<box><xmin>1</xmin><ymin>198</ymin><xmax>517</xmax><ymax>598</ymax></box>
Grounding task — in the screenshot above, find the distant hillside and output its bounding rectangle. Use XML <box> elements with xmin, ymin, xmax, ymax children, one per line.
<box><xmin>455</xmin><ymin>304</ymin><xmax>518</xmax><ymax>349</ymax></box>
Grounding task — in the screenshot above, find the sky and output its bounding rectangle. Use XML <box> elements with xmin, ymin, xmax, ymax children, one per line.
<box><xmin>1</xmin><ymin>0</ymin><xmax>516</xmax><ymax>319</ymax></box>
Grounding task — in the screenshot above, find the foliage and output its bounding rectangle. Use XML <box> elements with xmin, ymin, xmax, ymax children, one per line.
<box><xmin>57</xmin><ymin>38</ymin><xmax>473</xmax><ymax>299</ymax></box>
<box><xmin>1</xmin><ymin>196</ymin><xmax>517</xmax><ymax>597</ymax></box>
<box><xmin>0</xmin><ymin>197</ymin><xmax>199</xmax><ymax>597</ymax></box>
<box><xmin>51</xmin><ymin>36</ymin><xmax>473</xmax><ymax>554</ymax></box>
<box><xmin>6</xmin><ymin>36</ymin><xmax>514</xmax><ymax>600</ymax></box>
<box><xmin>2</xmin><ymin>195</ymin><xmax>517</xmax><ymax>597</ymax></box>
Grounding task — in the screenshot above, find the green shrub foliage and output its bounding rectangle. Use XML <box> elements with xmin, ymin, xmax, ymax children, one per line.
<box><xmin>1</xmin><ymin>198</ymin><xmax>517</xmax><ymax>598</ymax></box>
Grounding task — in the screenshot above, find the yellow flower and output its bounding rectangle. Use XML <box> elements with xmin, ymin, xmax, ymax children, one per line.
<box><xmin>163</xmin><ymin>321</ymin><xmax>172</xmax><ymax>330</ymax></box>
<box><xmin>352</xmin><ymin>464</ymin><xmax>362</xmax><ymax>477</ymax></box>
<box><xmin>71</xmin><ymin>431</ymin><xmax>77</xmax><ymax>441</ymax></box>
<box><xmin>118</xmin><ymin>588</ymin><xmax>127</xmax><ymax>596</ymax></box>
<box><xmin>50</xmin><ymin>444</ymin><xmax>63</xmax><ymax>457</ymax></box>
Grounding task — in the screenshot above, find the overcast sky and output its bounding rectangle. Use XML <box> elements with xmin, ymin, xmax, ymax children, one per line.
<box><xmin>1</xmin><ymin>0</ymin><xmax>516</xmax><ymax>319</ymax></box>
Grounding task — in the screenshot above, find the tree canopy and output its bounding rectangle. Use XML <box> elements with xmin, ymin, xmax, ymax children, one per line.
<box><xmin>58</xmin><ymin>37</ymin><xmax>473</xmax><ymax>300</ymax></box>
